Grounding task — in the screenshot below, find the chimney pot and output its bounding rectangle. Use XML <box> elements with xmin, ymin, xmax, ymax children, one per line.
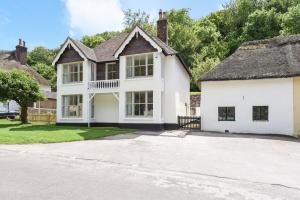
<box><xmin>23</xmin><ymin>41</ymin><xmax>26</xmax><ymax>47</ymax></box>
<box><xmin>159</xmin><ymin>9</ymin><xmax>163</xmax><ymax>20</ymax></box>
<box><xmin>15</xmin><ymin>39</ymin><xmax>27</xmax><ymax>65</ymax></box>
<box><xmin>157</xmin><ymin>10</ymin><xmax>168</xmax><ymax>44</ymax></box>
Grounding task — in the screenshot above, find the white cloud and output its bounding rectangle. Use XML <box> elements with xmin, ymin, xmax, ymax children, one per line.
<box><xmin>64</xmin><ymin>0</ymin><xmax>124</xmax><ymax>36</ymax></box>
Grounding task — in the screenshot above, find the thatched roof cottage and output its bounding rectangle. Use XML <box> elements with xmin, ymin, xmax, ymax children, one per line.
<box><xmin>199</xmin><ymin>34</ymin><xmax>300</xmax><ymax>137</ymax></box>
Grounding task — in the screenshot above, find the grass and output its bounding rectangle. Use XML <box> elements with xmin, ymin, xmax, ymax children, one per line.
<box><xmin>190</xmin><ymin>92</ymin><xmax>201</xmax><ymax>95</ymax></box>
<box><xmin>0</xmin><ymin>119</ymin><xmax>135</xmax><ymax>144</ymax></box>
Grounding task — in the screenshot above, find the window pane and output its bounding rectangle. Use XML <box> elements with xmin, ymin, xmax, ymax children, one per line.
<box><xmin>127</xmin><ymin>57</ymin><xmax>132</xmax><ymax>67</ymax></box>
<box><xmin>227</xmin><ymin>107</ymin><xmax>235</xmax><ymax>121</ymax></box>
<box><xmin>134</xmin><ymin>56</ymin><xmax>139</xmax><ymax>66</ymax></box>
<box><xmin>140</xmin><ymin>66</ymin><xmax>146</xmax><ymax>76</ymax></box>
<box><xmin>253</xmin><ymin>106</ymin><xmax>268</xmax><ymax>121</ymax></box>
<box><xmin>140</xmin><ymin>55</ymin><xmax>146</xmax><ymax>65</ymax></box>
<box><xmin>148</xmin><ymin>91</ymin><xmax>153</xmax><ymax>103</ymax></box>
<box><xmin>218</xmin><ymin>107</ymin><xmax>226</xmax><ymax>121</ymax></box>
<box><xmin>148</xmin><ymin>54</ymin><xmax>153</xmax><ymax>65</ymax></box>
<box><xmin>140</xmin><ymin>104</ymin><xmax>146</xmax><ymax>116</ymax></box>
<box><xmin>134</xmin><ymin>92</ymin><xmax>140</xmax><ymax>103</ymax></box>
<box><xmin>140</xmin><ymin>92</ymin><xmax>146</xmax><ymax>103</ymax></box>
<box><xmin>126</xmin><ymin>66</ymin><xmax>133</xmax><ymax>78</ymax></box>
<box><xmin>148</xmin><ymin>65</ymin><xmax>153</xmax><ymax>76</ymax></box>
<box><xmin>147</xmin><ymin>104</ymin><xmax>153</xmax><ymax>116</ymax></box>
<box><xmin>126</xmin><ymin>104</ymin><xmax>132</xmax><ymax>116</ymax></box>
<box><xmin>134</xmin><ymin>104</ymin><xmax>140</xmax><ymax>115</ymax></box>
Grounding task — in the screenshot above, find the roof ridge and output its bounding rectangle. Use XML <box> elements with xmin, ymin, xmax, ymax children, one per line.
<box><xmin>241</xmin><ymin>34</ymin><xmax>300</xmax><ymax>48</ymax></box>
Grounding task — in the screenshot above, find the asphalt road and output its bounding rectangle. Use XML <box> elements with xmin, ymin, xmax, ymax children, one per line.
<box><xmin>0</xmin><ymin>132</ymin><xmax>300</xmax><ymax>200</ymax></box>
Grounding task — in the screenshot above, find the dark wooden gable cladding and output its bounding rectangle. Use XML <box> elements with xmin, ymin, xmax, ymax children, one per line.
<box><xmin>56</xmin><ymin>45</ymin><xmax>84</xmax><ymax>64</ymax></box>
<box><xmin>120</xmin><ymin>33</ymin><xmax>157</xmax><ymax>56</ymax></box>
<box><xmin>96</xmin><ymin>61</ymin><xmax>119</xmax><ymax>80</ymax></box>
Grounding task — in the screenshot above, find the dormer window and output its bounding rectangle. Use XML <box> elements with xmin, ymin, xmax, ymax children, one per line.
<box><xmin>126</xmin><ymin>53</ymin><xmax>153</xmax><ymax>78</ymax></box>
<box><xmin>63</xmin><ymin>62</ymin><xmax>83</xmax><ymax>84</ymax></box>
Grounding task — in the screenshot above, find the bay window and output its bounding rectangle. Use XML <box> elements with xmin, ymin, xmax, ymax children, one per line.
<box><xmin>62</xmin><ymin>95</ymin><xmax>82</xmax><ymax>118</ymax></box>
<box><xmin>126</xmin><ymin>54</ymin><xmax>153</xmax><ymax>78</ymax></box>
<box><xmin>63</xmin><ymin>62</ymin><xmax>83</xmax><ymax>84</ymax></box>
<box><xmin>126</xmin><ymin>91</ymin><xmax>153</xmax><ymax>117</ymax></box>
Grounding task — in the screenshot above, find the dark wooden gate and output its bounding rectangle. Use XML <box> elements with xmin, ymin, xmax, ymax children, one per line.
<box><xmin>178</xmin><ymin>116</ymin><xmax>201</xmax><ymax>130</ymax></box>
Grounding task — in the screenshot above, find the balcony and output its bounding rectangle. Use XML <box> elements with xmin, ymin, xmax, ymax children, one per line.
<box><xmin>88</xmin><ymin>79</ymin><xmax>120</xmax><ymax>91</ymax></box>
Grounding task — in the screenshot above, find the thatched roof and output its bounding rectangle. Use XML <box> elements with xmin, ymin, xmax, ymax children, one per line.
<box><xmin>200</xmin><ymin>34</ymin><xmax>300</xmax><ymax>82</ymax></box>
<box><xmin>0</xmin><ymin>51</ymin><xmax>50</xmax><ymax>86</ymax></box>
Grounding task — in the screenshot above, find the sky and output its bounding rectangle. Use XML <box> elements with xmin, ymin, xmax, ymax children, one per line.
<box><xmin>0</xmin><ymin>0</ymin><xmax>229</xmax><ymax>50</ymax></box>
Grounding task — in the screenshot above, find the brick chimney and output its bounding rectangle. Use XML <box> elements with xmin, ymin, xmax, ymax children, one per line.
<box><xmin>15</xmin><ymin>39</ymin><xmax>27</xmax><ymax>65</ymax></box>
<box><xmin>157</xmin><ymin>9</ymin><xmax>168</xmax><ymax>44</ymax></box>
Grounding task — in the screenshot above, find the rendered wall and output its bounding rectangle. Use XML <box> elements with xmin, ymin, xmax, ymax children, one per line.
<box><xmin>94</xmin><ymin>94</ymin><xmax>119</xmax><ymax>123</ymax></box>
<box><xmin>201</xmin><ymin>78</ymin><xmax>294</xmax><ymax>135</ymax></box>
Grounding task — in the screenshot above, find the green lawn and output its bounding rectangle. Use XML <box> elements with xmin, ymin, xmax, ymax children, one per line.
<box><xmin>0</xmin><ymin>119</ymin><xmax>135</xmax><ymax>144</ymax></box>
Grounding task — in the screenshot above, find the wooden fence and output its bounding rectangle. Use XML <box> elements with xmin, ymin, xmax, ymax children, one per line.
<box><xmin>178</xmin><ymin>116</ymin><xmax>201</xmax><ymax>130</ymax></box>
<box><xmin>28</xmin><ymin>113</ymin><xmax>56</xmax><ymax>124</ymax></box>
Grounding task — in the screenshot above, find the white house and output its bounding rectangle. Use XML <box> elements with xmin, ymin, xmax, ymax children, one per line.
<box><xmin>53</xmin><ymin>10</ymin><xmax>191</xmax><ymax>130</ymax></box>
<box><xmin>199</xmin><ymin>34</ymin><xmax>300</xmax><ymax>137</ymax></box>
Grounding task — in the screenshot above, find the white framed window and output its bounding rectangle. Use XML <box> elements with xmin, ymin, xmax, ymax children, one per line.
<box><xmin>62</xmin><ymin>95</ymin><xmax>83</xmax><ymax>118</ymax></box>
<box><xmin>105</xmin><ymin>63</ymin><xmax>118</xmax><ymax>80</ymax></box>
<box><xmin>63</xmin><ymin>62</ymin><xmax>83</xmax><ymax>84</ymax></box>
<box><xmin>126</xmin><ymin>91</ymin><xmax>153</xmax><ymax>117</ymax></box>
<box><xmin>126</xmin><ymin>53</ymin><xmax>153</xmax><ymax>78</ymax></box>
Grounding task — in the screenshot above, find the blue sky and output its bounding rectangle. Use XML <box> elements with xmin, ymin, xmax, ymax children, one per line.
<box><xmin>0</xmin><ymin>0</ymin><xmax>229</xmax><ymax>50</ymax></box>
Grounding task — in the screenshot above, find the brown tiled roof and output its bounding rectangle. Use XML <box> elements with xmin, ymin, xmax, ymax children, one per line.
<box><xmin>64</xmin><ymin>26</ymin><xmax>191</xmax><ymax>76</ymax></box>
<box><xmin>94</xmin><ymin>34</ymin><xmax>128</xmax><ymax>62</ymax></box>
<box><xmin>0</xmin><ymin>51</ymin><xmax>50</xmax><ymax>86</ymax></box>
<box><xmin>200</xmin><ymin>34</ymin><xmax>300</xmax><ymax>82</ymax></box>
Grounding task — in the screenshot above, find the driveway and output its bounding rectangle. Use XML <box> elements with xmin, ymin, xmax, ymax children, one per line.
<box><xmin>0</xmin><ymin>131</ymin><xmax>299</xmax><ymax>200</ymax></box>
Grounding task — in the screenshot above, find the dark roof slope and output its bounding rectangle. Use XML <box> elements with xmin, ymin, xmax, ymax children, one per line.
<box><xmin>0</xmin><ymin>51</ymin><xmax>49</xmax><ymax>86</ymax></box>
<box><xmin>65</xmin><ymin>27</ymin><xmax>191</xmax><ymax>76</ymax></box>
<box><xmin>94</xmin><ymin>34</ymin><xmax>128</xmax><ymax>62</ymax></box>
<box><xmin>200</xmin><ymin>34</ymin><xmax>300</xmax><ymax>82</ymax></box>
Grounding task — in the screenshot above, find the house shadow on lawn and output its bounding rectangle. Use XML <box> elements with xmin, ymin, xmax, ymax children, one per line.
<box><xmin>189</xmin><ymin>131</ymin><xmax>300</xmax><ymax>143</ymax></box>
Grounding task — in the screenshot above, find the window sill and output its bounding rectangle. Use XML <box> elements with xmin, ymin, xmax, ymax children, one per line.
<box><xmin>253</xmin><ymin>120</ymin><xmax>269</xmax><ymax>122</ymax></box>
<box><xmin>125</xmin><ymin>77</ymin><xmax>153</xmax><ymax>81</ymax></box>
<box><xmin>124</xmin><ymin>117</ymin><xmax>154</xmax><ymax>121</ymax></box>
<box><xmin>61</xmin><ymin>117</ymin><xmax>83</xmax><ymax>120</ymax></box>
<box><xmin>62</xmin><ymin>82</ymin><xmax>84</xmax><ymax>86</ymax></box>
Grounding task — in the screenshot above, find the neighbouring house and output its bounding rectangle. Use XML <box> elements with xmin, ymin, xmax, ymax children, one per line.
<box><xmin>0</xmin><ymin>39</ymin><xmax>56</xmax><ymax>113</ymax></box>
<box><xmin>190</xmin><ymin>94</ymin><xmax>200</xmax><ymax>116</ymax></box>
<box><xmin>199</xmin><ymin>34</ymin><xmax>300</xmax><ymax>137</ymax></box>
<box><xmin>52</xmin><ymin>10</ymin><xmax>191</xmax><ymax>130</ymax></box>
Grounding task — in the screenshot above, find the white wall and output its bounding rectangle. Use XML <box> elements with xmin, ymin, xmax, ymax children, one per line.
<box><xmin>94</xmin><ymin>94</ymin><xmax>118</xmax><ymax>123</ymax></box>
<box><xmin>163</xmin><ymin>55</ymin><xmax>190</xmax><ymax>124</ymax></box>
<box><xmin>201</xmin><ymin>78</ymin><xmax>294</xmax><ymax>135</ymax></box>
<box><xmin>56</xmin><ymin>60</ymin><xmax>90</xmax><ymax>123</ymax></box>
<box><xmin>118</xmin><ymin>52</ymin><xmax>164</xmax><ymax>124</ymax></box>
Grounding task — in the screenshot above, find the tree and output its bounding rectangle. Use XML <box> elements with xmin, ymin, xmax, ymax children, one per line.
<box><xmin>123</xmin><ymin>9</ymin><xmax>155</xmax><ymax>34</ymax></box>
<box><xmin>81</xmin><ymin>31</ymin><xmax>121</xmax><ymax>48</ymax></box>
<box><xmin>281</xmin><ymin>4</ymin><xmax>300</xmax><ymax>35</ymax></box>
<box><xmin>28</xmin><ymin>47</ymin><xmax>57</xmax><ymax>66</ymax></box>
<box><xmin>241</xmin><ymin>8</ymin><xmax>281</xmax><ymax>41</ymax></box>
<box><xmin>28</xmin><ymin>47</ymin><xmax>58</xmax><ymax>91</ymax></box>
<box><xmin>0</xmin><ymin>70</ymin><xmax>44</xmax><ymax>123</ymax></box>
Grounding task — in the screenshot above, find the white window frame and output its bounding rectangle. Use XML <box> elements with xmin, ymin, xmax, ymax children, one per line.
<box><xmin>62</xmin><ymin>62</ymin><xmax>83</xmax><ymax>84</ymax></box>
<box><xmin>126</xmin><ymin>53</ymin><xmax>154</xmax><ymax>79</ymax></box>
<box><xmin>62</xmin><ymin>95</ymin><xmax>83</xmax><ymax>118</ymax></box>
<box><xmin>105</xmin><ymin>62</ymin><xmax>118</xmax><ymax>80</ymax></box>
<box><xmin>91</xmin><ymin>62</ymin><xmax>96</xmax><ymax>81</ymax></box>
<box><xmin>126</xmin><ymin>91</ymin><xmax>153</xmax><ymax>118</ymax></box>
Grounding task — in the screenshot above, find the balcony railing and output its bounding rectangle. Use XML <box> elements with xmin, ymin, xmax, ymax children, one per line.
<box><xmin>88</xmin><ymin>79</ymin><xmax>120</xmax><ymax>90</ymax></box>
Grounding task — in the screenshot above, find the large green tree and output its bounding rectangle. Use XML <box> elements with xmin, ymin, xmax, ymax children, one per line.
<box><xmin>28</xmin><ymin>47</ymin><xmax>57</xmax><ymax>91</ymax></box>
<box><xmin>281</xmin><ymin>4</ymin><xmax>300</xmax><ymax>35</ymax></box>
<box><xmin>0</xmin><ymin>70</ymin><xmax>44</xmax><ymax>123</ymax></box>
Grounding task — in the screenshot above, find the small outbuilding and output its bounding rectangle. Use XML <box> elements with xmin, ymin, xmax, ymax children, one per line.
<box><xmin>199</xmin><ymin>34</ymin><xmax>300</xmax><ymax>137</ymax></box>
